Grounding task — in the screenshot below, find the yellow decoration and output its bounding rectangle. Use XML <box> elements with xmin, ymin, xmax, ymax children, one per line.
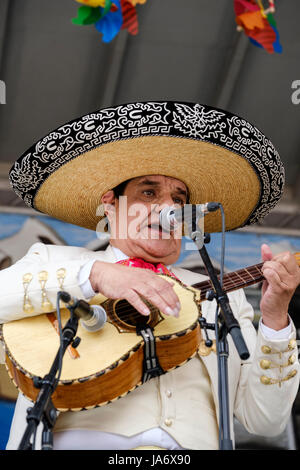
<box><xmin>22</xmin><ymin>273</ymin><xmax>34</xmax><ymax>314</ymax></box>
<box><xmin>260</xmin><ymin>359</ymin><xmax>271</xmax><ymax>370</ymax></box>
<box><xmin>257</xmin><ymin>0</ymin><xmax>267</xmax><ymax>18</ymax></box>
<box><xmin>288</xmin><ymin>339</ymin><xmax>297</xmax><ymax>350</ymax></box>
<box><xmin>129</xmin><ymin>0</ymin><xmax>147</xmax><ymax>5</ymax></box>
<box><xmin>76</xmin><ymin>0</ymin><xmax>107</xmax><ymax>7</ymax></box>
<box><xmin>38</xmin><ymin>270</ymin><xmax>54</xmax><ymax>312</ymax></box>
<box><xmin>261</xmin><ymin>345</ymin><xmax>272</xmax><ymax>354</ymax></box>
<box><xmin>56</xmin><ymin>268</ymin><xmax>66</xmax><ymax>289</ymax></box>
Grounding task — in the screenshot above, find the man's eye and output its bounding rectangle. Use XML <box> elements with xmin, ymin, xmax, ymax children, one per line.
<box><xmin>143</xmin><ymin>190</ymin><xmax>155</xmax><ymax>197</ymax></box>
<box><xmin>173</xmin><ymin>198</ymin><xmax>185</xmax><ymax>205</ymax></box>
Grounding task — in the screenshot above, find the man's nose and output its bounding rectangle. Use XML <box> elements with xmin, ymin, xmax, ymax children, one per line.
<box><xmin>151</xmin><ymin>203</ymin><xmax>173</xmax><ymax>222</ymax></box>
<box><xmin>156</xmin><ymin>194</ymin><xmax>176</xmax><ymax>212</ymax></box>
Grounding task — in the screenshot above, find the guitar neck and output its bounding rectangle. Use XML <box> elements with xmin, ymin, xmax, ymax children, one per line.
<box><xmin>192</xmin><ymin>262</ymin><xmax>264</xmax><ymax>301</ymax></box>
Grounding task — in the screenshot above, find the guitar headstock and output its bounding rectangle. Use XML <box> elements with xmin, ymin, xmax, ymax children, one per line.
<box><xmin>294</xmin><ymin>253</ymin><xmax>300</xmax><ymax>268</ymax></box>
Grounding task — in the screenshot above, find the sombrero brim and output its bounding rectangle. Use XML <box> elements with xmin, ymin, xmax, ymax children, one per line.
<box><xmin>9</xmin><ymin>101</ymin><xmax>284</xmax><ymax>233</ymax></box>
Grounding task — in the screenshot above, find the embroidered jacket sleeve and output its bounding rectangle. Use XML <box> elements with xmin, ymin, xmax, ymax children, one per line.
<box><xmin>171</xmin><ymin>266</ymin><xmax>299</xmax><ymax>439</ymax></box>
<box><xmin>0</xmin><ymin>243</ymin><xmax>90</xmax><ymax>324</ymax></box>
<box><xmin>232</xmin><ymin>287</ymin><xmax>299</xmax><ymax>437</ymax></box>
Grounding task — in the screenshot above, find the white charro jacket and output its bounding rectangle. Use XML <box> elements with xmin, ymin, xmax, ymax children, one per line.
<box><xmin>0</xmin><ymin>243</ymin><xmax>299</xmax><ymax>450</ymax></box>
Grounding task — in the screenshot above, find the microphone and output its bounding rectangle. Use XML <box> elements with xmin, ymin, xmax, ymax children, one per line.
<box><xmin>59</xmin><ymin>291</ymin><xmax>107</xmax><ymax>332</ymax></box>
<box><xmin>159</xmin><ymin>203</ymin><xmax>220</xmax><ymax>232</ymax></box>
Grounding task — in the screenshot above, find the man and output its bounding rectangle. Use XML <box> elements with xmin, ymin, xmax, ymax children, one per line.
<box><xmin>1</xmin><ymin>101</ymin><xmax>300</xmax><ymax>450</ymax></box>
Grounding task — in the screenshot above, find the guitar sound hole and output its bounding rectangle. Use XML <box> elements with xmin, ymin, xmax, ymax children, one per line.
<box><xmin>103</xmin><ymin>298</ymin><xmax>162</xmax><ymax>333</ymax></box>
<box><xmin>114</xmin><ymin>299</ymin><xmax>149</xmax><ymax>328</ymax></box>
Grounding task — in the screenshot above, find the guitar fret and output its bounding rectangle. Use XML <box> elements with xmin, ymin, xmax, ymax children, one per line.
<box><xmin>245</xmin><ymin>268</ymin><xmax>257</xmax><ymax>282</ymax></box>
<box><xmin>245</xmin><ymin>267</ymin><xmax>256</xmax><ymax>281</ymax></box>
<box><xmin>230</xmin><ymin>269</ymin><xmax>247</xmax><ymax>286</ymax></box>
<box><xmin>222</xmin><ymin>272</ymin><xmax>237</xmax><ymax>289</ymax></box>
<box><xmin>250</xmin><ymin>264</ymin><xmax>263</xmax><ymax>277</ymax></box>
<box><xmin>193</xmin><ymin>262</ymin><xmax>265</xmax><ymax>299</ymax></box>
<box><xmin>247</xmin><ymin>265</ymin><xmax>264</xmax><ymax>283</ymax></box>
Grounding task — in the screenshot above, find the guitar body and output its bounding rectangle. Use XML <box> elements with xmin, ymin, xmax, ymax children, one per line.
<box><xmin>0</xmin><ymin>276</ymin><xmax>202</xmax><ymax>411</ymax></box>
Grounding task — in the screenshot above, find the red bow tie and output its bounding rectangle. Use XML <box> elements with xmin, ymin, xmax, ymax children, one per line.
<box><xmin>116</xmin><ymin>257</ymin><xmax>178</xmax><ymax>279</ymax></box>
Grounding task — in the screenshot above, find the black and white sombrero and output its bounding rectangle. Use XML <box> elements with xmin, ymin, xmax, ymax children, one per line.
<box><xmin>9</xmin><ymin>101</ymin><xmax>284</xmax><ymax>233</ymax></box>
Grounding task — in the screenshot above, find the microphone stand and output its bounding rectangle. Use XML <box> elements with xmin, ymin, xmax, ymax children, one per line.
<box><xmin>18</xmin><ymin>295</ymin><xmax>80</xmax><ymax>450</ymax></box>
<box><xmin>185</xmin><ymin>206</ymin><xmax>250</xmax><ymax>450</ymax></box>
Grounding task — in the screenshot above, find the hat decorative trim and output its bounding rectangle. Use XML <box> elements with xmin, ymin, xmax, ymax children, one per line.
<box><xmin>9</xmin><ymin>101</ymin><xmax>284</xmax><ymax>232</ymax></box>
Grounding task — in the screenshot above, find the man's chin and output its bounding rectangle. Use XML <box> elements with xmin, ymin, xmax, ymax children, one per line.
<box><xmin>132</xmin><ymin>239</ymin><xmax>180</xmax><ymax>264</ymax></box>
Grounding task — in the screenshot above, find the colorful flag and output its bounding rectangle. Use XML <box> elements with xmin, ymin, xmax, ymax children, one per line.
<box><xmin>72</xmin><ymin>0</ymin><xmax>147</xmax><ymax>42</ymax></box>
<box><xmin>234</xmin><ymin>0</ymin><xmax>282</xmax><ymax>53</ymax></box>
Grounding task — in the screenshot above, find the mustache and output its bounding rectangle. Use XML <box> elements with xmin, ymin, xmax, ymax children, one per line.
<box><xmin>138</xmin><ymin>203</ymin><xmax>160</xmax><ymax>230</ymax></box>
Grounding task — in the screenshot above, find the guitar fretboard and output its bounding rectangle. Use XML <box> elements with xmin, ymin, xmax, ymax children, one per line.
<box><xmin>192</xmin><ymin>262</ymin><xmax>264</xmax><ymax>301</ymax></box>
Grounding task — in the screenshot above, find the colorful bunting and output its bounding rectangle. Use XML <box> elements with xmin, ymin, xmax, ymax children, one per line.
<box><xmin>72</xmin><ymin>0</ymin><xmax>146</xmax><ymax>42</ymax></box>
<box><xmin>234</xmin><ymin>0</ymin><xmax>282</xmax><ymax>53</ymax></box>
<box><xmin>121</xmin><ymin>1</ymin><xmax>138</xmax><ymax>36</ymax></box>
<box><xmin>72</xmin><ymin>0</ymin><xmax>281</xmax><ymax>51</ymax></box>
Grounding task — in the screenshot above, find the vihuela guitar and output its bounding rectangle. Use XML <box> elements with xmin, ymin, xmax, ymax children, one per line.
<box><xmin>1</xmin><ymin>254</ymin><xmax>299</xmax><ymax>411</ymax></box>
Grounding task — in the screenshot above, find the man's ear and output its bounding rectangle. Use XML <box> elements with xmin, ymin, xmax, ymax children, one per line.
<box><xmin>100</xmin><ymin>189</ymin><xmax>117</xmax><ymax>227</ymax></box>
<box><xmin>101</xmin><ymin>190</ymin><xmax>116</xmax><ymax>207</ymax></box>
<box><xmin>98</xmin><ymin>190</ymin><xmax>116</xmax><ymax>233</ymax></box>
<box><xmin>101</xmin><ymin>190</ymin><xmax>117</xmax><ymax>217</ymax></box>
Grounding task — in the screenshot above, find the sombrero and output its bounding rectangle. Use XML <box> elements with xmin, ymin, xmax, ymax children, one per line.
<box><xmin>9</xmin><ymin>101</ymin><xmax>284</xmax><ymax>233</ymax></box>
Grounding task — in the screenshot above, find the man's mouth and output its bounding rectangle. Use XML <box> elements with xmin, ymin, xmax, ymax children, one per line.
<box><xmin>148</xmin><ymin>223</ymin><xmax>161</xmax><ymax>230</ymax></box>
<box><xmin>147</xmin><ymin>223</ymin><xmax>170</xmax><ymax>234</ymax></box>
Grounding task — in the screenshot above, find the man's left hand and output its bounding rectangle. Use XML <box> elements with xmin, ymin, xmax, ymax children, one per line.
<box><xmin>260</xmin><ymin>244</ymin><xmax>300</xmax><ymax>330</ymax></box>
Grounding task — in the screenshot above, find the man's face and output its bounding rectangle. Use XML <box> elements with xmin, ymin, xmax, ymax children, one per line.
<box><xmin>102</xmin><ymin>175</ymin><xmax>188</xmax><ymax>264</ymax></box>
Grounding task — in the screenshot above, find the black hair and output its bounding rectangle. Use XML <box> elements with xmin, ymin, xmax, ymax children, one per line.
<box><xmin>112</xmin><ymin>179</ymin><xmax>130</xmax><ymax>198</ymax></box>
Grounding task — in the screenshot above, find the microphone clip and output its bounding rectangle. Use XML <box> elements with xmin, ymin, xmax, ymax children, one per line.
<box><xmin>198</xmin><ymin>317</ymin><xmax>215</xmax><ymax>348</ymax></box>
<box><xmin>59</xmin><ymin>291</ymin><xmax>92</xmax><ymax>322</ymax></box>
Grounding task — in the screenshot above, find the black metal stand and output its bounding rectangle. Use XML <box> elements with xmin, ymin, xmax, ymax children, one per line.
<box><xmin>217</xmin><ymin>324</ymin><xmax>233</xmax><ymax>450</ymax></box>
<box><xmin>18</xmin><ymin>306</ymin><xmax>80</xmax><ymax>450</ymax></box>
<box><xmin>187</xmin><ymin>209</ymin><xmax>249</xmax><ymax>450</ymax></box>
<box><xmin>199</xmin><ymin>240</ymin><xmax>250</xmax><ymax>361</ymax></box>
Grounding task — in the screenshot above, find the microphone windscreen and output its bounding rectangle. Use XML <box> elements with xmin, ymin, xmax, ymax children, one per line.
<box><xmin>80</xmin><ymin>305</ymin><xmax>107</xmax><ymax>332</ymax></box>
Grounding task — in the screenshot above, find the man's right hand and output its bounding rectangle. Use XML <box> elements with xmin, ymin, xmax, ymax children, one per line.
<box><xmin>89</xmin><ymin>261</ymin><xmax>181</xmax><ymax>317</ymax></box>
